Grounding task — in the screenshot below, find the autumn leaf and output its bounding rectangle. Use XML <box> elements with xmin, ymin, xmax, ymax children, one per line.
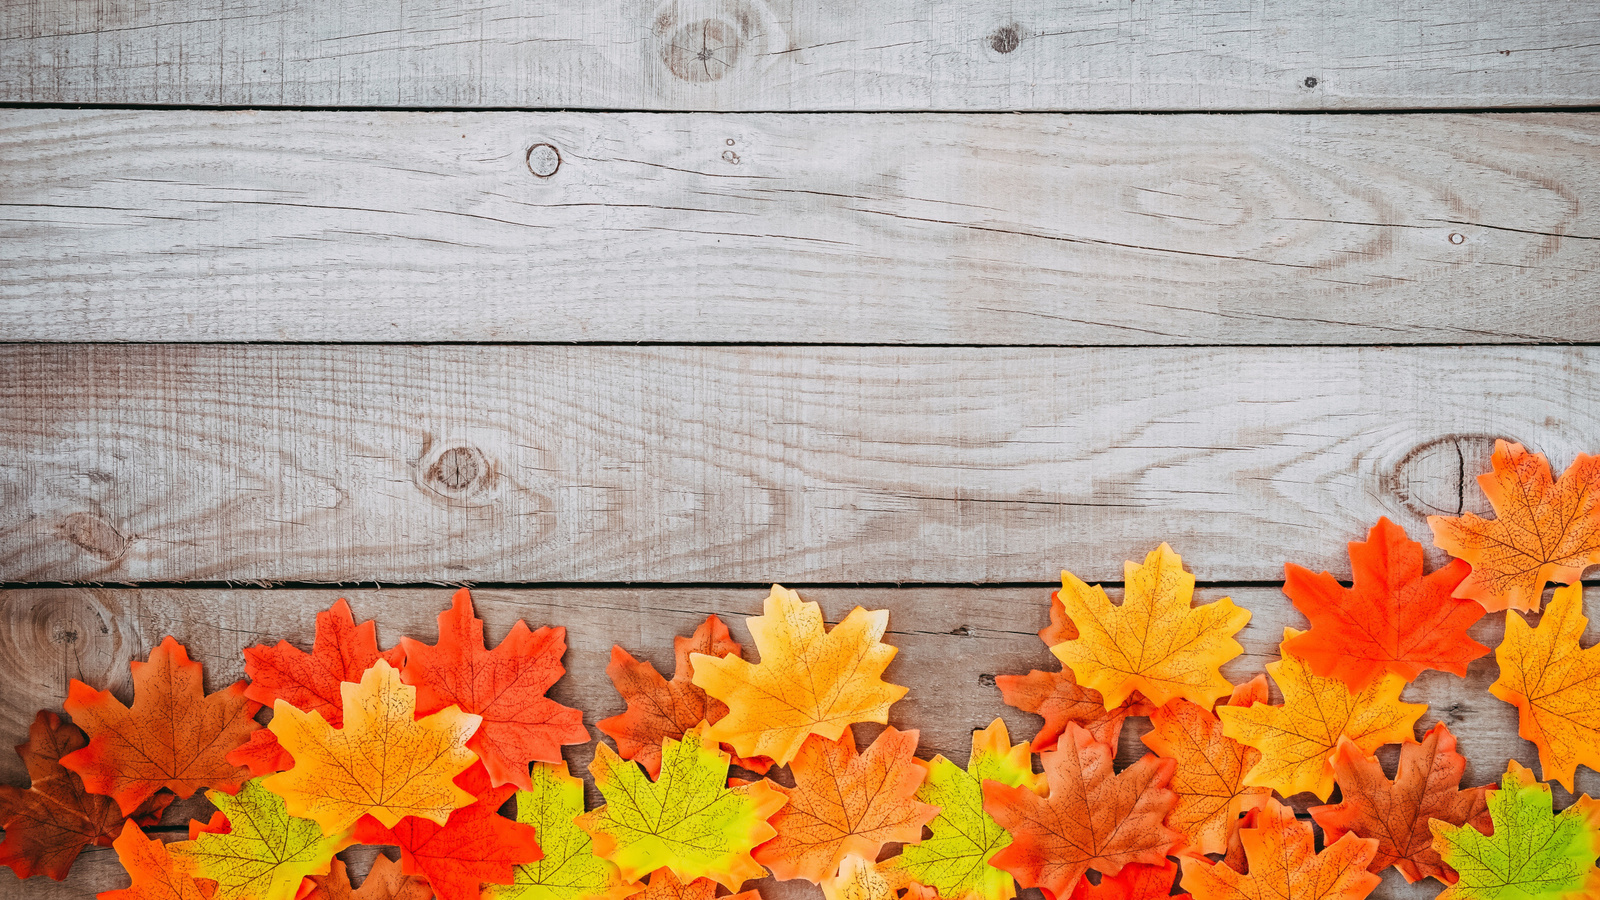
<box><xmin>822</xmin><ymin>855</ymin><xmax>901</xmax><ymax>900</ymax></box>
<box><xmin>1050</xmin><ymin>544</ymin><xmax>1250</xmax><ymax>709</ymax></box>
<box><xmin>1429</xmin><ymin>440</ymin><xmax>1600</xmax><ymax>613</ymax></box>
<box><xmin>1310</xmin><ymin>724</ymin><xmax>1490</xmax><ymax>884</ymax></box>
<box><xmin>169</xmin><ymin>778</ymin><xmax>355</xmax><ymax>900</ymax></box>
<box><xmin>244</xmin><ymin>598</ymin><xmax>406</xmax><ymax>724</ymax></box>
<box><xmin>1431</xmin><ymin>760</ymin><xmax>1600</xmax><ymax>900</ymax></box>
<box><xmin>1489</xmin><ymin>581</ymin><xmax>1600</xmax><ymax>792</ymax></box>
<box><xmin>1068</xmin><ymin>860</ymin><xmax>1190</xmax><ymax>900</ymax></box>
<box><xmin>1180</xmin><ymin>799</ymin><xmax>1380</xmax><ymax>900</ymax></box>
<box><xmin>1282</xmin><ymin>517</ymin><xmax>1487</xmax><ymax>692</ymax></box>
<box><xmin>400</xmin><ymin>588</ymin><xmax>588</xmax><ymax>790</ymax></box>
<box><xmin>754</xmin><ymin>727</ymin><xmax>937</xmax><ymax>883</ymax></box>
<box><xmin>577</xmin><ymin>724</ymin><xmax>785</xmax><ymax>889</ymax></box>
<box><xmin>263</xmin><ymin>659</ymin><xmax>481</xmax><ymax>833</ymax></box>
<box><xmin>1142</xmin><ymin>675</ymin><xmax>1272</xmax><ymax>857</ymax></box>
<box><xmin>226</xmin><ymin>728</ymin><xmax>294</xmax><ymax>778</ymax></box>
<box><xmin>99</xmin><ymin>822</ymin><xmax>209</xmax><ymax>900</ymax></box>
<box><xmin>62</xmin><ymin>636</ymin><xmax>260</xmax><ymax>814</ymax></box>
<box><xmin>597</xmin><ymin>615</ymin><xmax>770</xmax><ymax>776</ymax></box>
<box><xmin>1217</xmin><ymin>631</ymin><xmax>1425</xmax><ymax>800</ymax></box>
<box><xmin>305</xmin><ymin>857</ymin><xmax>433</xmax><ymax>900</ymax></box>
<box><xmin>0</xmin><ymin>710</ymin><xmax>172</xmax><ymax>880</ymax></box>
<box><xmin>627</xmin><ymin>868</ymin><xmax>761</xmax><ymax>900</ymax></box>
<box><xmin>983</xmin><ymin>723</ymin><xmax>1181</xmax><ymax>898</ymax></box>
<box><xmin>353</xmin><ymin>763</ymin><xmax>543</xmax><ymax>900</ymax></box>
<box><xmin>882</xmin><ymin>719</ymin><xmax>1042</xmax><ymax>900</ymax></box>
<box><xmin>485</xmin><ymin>761</ymin><xmax>634</xmax><ymax>900</ymax></box>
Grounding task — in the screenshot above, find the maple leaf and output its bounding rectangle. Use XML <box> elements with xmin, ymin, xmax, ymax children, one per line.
<box><xmin>100</xmin><ymin>822</ymin><xmax>210</xmax><ymax>900</ymax></box>
<box><xmin>263</xmin><ymin>658</ymin><xmax>481</xmax><ymax>833</ymax></box>
<box><xmin>1489</xmin><ymin>581</ymin><xmax>1600</xmax><ymax>792</ymax></box>
<box><xmin>1310</xmin><ymin>724</ymin><xmax>1491</xmax><ymax>884</ymax></box>
<box><xmin>1217</xmin><ymin>630</ymin><xmax>1425</xmax><ymax>800</ymax></box>
<box><xmin>226</xmin><ymin>728</ymin><xmax>294</xmax><ymax>777</ymax></box>
<box><xmin>1069</xmin><ymin>860</ymin><xmax>1191</xmax><ymax>900</ymax></box>
<box><xmin>62</xmin><ymin>636</ymin><xmax>260</xmax><ymax>815</ymax></box>
<box><xmin>577</xmin><ymin>724</ymin><xmax>785</xmax><ymax>889</ymax></box>
<box><xmin>305</xmin><ymin>857</ymin><xmax>433</xmax><ymax>900</ymax></box>
<box><xmin>1282</xmin><ymin>517</ymin><xmax>1487</xmax><ymax>692</ymax></box>
<box><xmin>1141</xmin><ymin>676</ymin><xmax>1272</xmax><ymax>857</ymax></box>
<box><xmin>244</xmin><ymin>598</ymin><xmax>406</xmax><ymax>723</ymax></box>
<box><xmin>822</xmin><ymin>855</ymin><xmax>901</xmax><ymax>900</ymax></box>
<box><xmin>353</xmin><ymin>763</ymin><xmax>542</xmax><ymax>900</ymax></box>
<box><xmin>691</xmin><ymin>585</ymin><xmax>907</xmax><ymax>767</ymax></box>
<box><xmin>1430</xmin><ymin>440</ymin><xmax>1600</xmax><ymax>613</ymax></box>
<box><xmin>754</xmin><ymin>727</ymin><xmax>938</xmax><ymax>883</ymax></box>
<box><xmin>1431</xmin><ymin>760</ymin><xmax>1600</xmax><ymax>900</ymax></box>
<box><xmin>1050</xmin><ymin>544</ymin><xmax>1250</xmax><ymax>709</ymax></box>
<box><xmin>995</xmin><ymin>669</ymin><xmax>1146</xmax><ymax>752</ymax></box>
<box><xmin>400</xmin><ymin>588</ymin><xmax>588</xmax><ymax>790</ymax></box>
<box><xmin>882</xmin><ymin>719</ymin><xmax>1042</xmax><ymax>900</ymax></box>
<box><xmin>170</xmin><ymin>778</ymin><xmax>355</xmax><ymax>900</ymax></box>
<box><xmin>627</xmin><ymin>868</ymin><xmax>761</xmax><ymax>900</ymax></box>
<box><xmin>597</xmin><ymin>615</ymin><xmax>771</xmax><ymax>776</ymax></box>
<box><xmin>484</xmin><ymin>761</ymin><xmax>635</xmax><ymax>900</ymax></box>
<box><xmin>983</xmin><ymin>723</ymin><xmax>1181</xmax><ymax>898</ymax></box>
<box><xmin>0</xmin><ymin>710</ymin><xmax>172</xmax><ymax>880</ymax></box>
<box><xmin>1180</xmin><ymin>799</ymin><xmax>1380</xmax><ymax>900</ymax></box>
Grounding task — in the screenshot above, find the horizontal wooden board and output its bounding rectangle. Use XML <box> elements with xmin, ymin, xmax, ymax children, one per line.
<box><xmin>0</xmin><ymin>584</ymin><xmax>1579</xmax><ymax>900</ymax></box>
<box><xmin>4</xmin><ymin>111</ymin><xmax>1600</xmax><ymax>344</ymax></box>
<box><xmin>3</xmin><ymin>1</ymin><xmax>1599</xmax><ymax>111</ymax></box>
<box><xmin>1</xmin><ymin>344</ymin><xmax>1595</xmax><ymax>584</ymax></box>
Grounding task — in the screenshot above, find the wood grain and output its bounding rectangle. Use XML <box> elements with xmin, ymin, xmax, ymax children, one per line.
<box><xmin>1</xmin><ymin>343</ymin><xmax>1594</xmax><ymax>584</ymax></box>
<box><xmin>3</xmin><ymin>0</ymin><xmax>1598</xmax><ymax>111</ymax></box>
<box><xmin>0</xmin><ymin>584</ymin><xmax>1577</xmax><ymax>900</ymax></box>
<box><xmin>4</xmin><ymin>110</ymin><xmax>1600</xmax><ymax>344</ymax></box>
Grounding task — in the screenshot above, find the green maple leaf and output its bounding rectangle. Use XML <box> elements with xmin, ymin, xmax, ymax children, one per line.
<box><xmin>883</xmin><ymin>720</ymin><xmax>1041</xmax><ymax>900</ymax></box>
<box><xmin>1431</xmin><ymin>761</ymin><xmax>1600</xmax><ymax>900</ymax></box>
<box><xmin>486</xmin><ymin>761</ymin><xmax>635</xmax><ymax>900</ymax></box>
<box><xmin>576</xmin><ymin>725</ymin><xmax>786</xmax><ymax>890</ymax></box>
<box><xmin>170</xmin><ymin>778</ymin><xmax>352</xmax><ymax>900</ymax></box>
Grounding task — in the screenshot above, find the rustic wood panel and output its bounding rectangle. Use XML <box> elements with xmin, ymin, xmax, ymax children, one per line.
<box><xmin>0</xmin><ymin>584</ymin><xmax>1577</xmax><ymax>900</ymax></box>
<box><xmin>3</xmin><ymin>0</ymin><xmax>1599</xmax><ymax>111</ymax></box>
<box><xmin>4</xmin><ymin>111</ymin><xmax>1600</xmax><ymax>344</ymax></box>
<box><xmin>1</xmin><ymin>344</ymin><xmax>1594</xmax><ymax>584</ymax></box>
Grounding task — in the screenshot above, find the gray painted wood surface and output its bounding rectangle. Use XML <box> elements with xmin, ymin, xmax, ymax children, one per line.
<box><xmin>4</xmin><ymin>110</ymin><xmax>1600</xmax><ymax>344</ymax></box>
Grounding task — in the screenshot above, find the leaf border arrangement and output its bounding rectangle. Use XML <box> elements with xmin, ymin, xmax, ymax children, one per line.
<box><xmin>3</xmin><ymin>440</ymin><xmax>1600</xmax><ymax>899</ymax></box>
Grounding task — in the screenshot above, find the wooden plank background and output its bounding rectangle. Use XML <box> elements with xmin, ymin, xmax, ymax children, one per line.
<box><xmin>4</xmin><ymin>2</ymin><xmax>1600</xmax><ymax>899</ymax></box>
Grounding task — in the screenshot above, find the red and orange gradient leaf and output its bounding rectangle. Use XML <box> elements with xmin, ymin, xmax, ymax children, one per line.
<box><xmin>1180</xmin><ymin>799</ymin><xmax>1380</xmax><ymax>900</ymax></box>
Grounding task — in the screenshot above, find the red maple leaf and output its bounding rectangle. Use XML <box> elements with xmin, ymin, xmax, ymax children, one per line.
<box><xmin>1069</xmin><ymin>860</ymin><xmax>1191</xmax><ymax>900</ymax></box>
<box><xmin>243</xmin><ymin>598</ymin><xmax>405</xmax><ymax>723</ymax></box>
<box><xmin>400</xmin><ymin>588</ymin><xmax>588</xmax><ymax>789</ymax></box>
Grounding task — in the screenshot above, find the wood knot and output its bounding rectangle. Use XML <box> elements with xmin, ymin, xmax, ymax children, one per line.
<box><xmin>989</xmin><ymin>25</ymin><xmax>1021</xmax><ymax>54</ymax></box>
<box><xmin>652</xmin><ymin>0</ymin><xmax>783</xmax><ymax>84</ymax></box>
<box><xmin>57</xmin><ymin>512</ymin><xmax>128</xmax><ymax>562</ymax></box>
<box><xmin>417</xmin><ymin>442</ymin><xmax>498</xmax><ymax>505</ymax></box>
<box><xmin>526</xmin><ymin>143</ymin><xmax>561</xmax><ymax>178</ymax></box>
<box><xmin>1383</xmin><ymin>434</ymin><xmax>1502</xmax><ymax>519</ymax></box>
<box><xmin>978</xmin><ymin>673</ymin><xmax>997</xmax><ymax>688</ymax></box>
<box><xmin>0</xmin><ymin>590</ymin><xmax>132</xmax><ymax>699</ymax></box>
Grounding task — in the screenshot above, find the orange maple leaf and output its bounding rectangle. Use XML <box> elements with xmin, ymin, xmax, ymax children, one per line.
<box><xmin>1429</xmin><ymin>440</ymin><xmax>1600</xmax><ymax>613</ymax></box>
<box><xmin>305</xmin><ymin>857</ymin><xmax>433</xmax><ymax>900</ymax></box>
<box><xmin>754</xmin><ymin>727</ymin><xmax>938</xmax><ymax>883</ymax></box>
<box><xmin>1180</xmin><ymin>799</ymin><xmax>1380</xmax><ymax>900</ymax></box>
<box><xmin>983</xmin><ymin>723</ymin><xmax>1181</xmax><ymax>898</ymax></box>
<box><xmin>100</xmin><ymin>822</ymin><xmax>209</xmax><ymax>900</ymax></box>
<box><xmin>1142</xmin><ymin>675</ymin><xmax>1272</xmax><ymax>857</ymax></box>
<box><xmin>1489</xmin><ymin>581</ymin><xmax>1600</xmax><ymax>791</ymax></box>
<box><xmin>61</xmin><ymin>636</ymin><xmax>260</xmax><ymax>815</ymax></box>
<box><xmin>1310</xmin><ymin>725</ymin><xmax>1491</xmax><ymax>884</ymax></box>
<box><xmin>1069</xmin><ymin>860</ymin><xmax>1191</xmax><ymax>900</ymax></box>
<box><xmin>627</xmin><ymin>868</ymin><xmax>761</xmax><ymax>900</ymax></box>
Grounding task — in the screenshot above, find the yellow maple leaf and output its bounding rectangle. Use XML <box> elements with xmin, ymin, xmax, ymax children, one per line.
<box><xmin>1049</xmin><ymin>544</ymin><xmax>1250</xmax><ymax>709</ymax></box>
<box><xmin>263</xmin><ymin>659</ymin><xmax>481</xmax><ymax>833</ymax></box>
<box><xmin>1490</xmin><ymin>582</ymin><xmax>1600</xmax><ymax>792</ymax></box>
<box><xmin>691</xmin><ymin>585</ymin><xmax>907</xmax><ymax>766</ymax></box>
<box><xmin>1218</xmin><ymin>631</ymin><xmax>1425</xmax><ymax>800</ymax></box>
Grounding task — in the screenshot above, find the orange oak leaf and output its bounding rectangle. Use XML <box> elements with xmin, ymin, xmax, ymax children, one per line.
<box><xmin>1069</xmin><ymin>860</ymin><xmax>1191</xmax><ymax>900</ymax></box>
<box><xmin>597</xmin><ymin>615</ymin><xmax>771</xmax><ymax>777</ymax></box>
<box><xmin>400</xmin><ymin>588</ymin><xmax>588</xmax><ymax>790</ymax></box>
<box><xmin>305</xmin><ymin>857</ymin><xmax>434</xmax><ymax>900</ymax></box>
<box><xmin>1180</xmin><ymin>799</ymin><xmax>1380</xmax><ymax>900</ymax></box>
<box><xmin>263</xmin><ymin>659</ymin><xmax>481</xmax><ymax>834</ymax></box>
<box><xmin>983</xmin><ymin>723</ymin><xmax>1181</xmax><ymax>898</ymax></box>
<box><xmin>754</xmin><ymin>727</ymin><xmax>938</xmax><ymax>883</ymax></box>
<box><xmin>1282</xmin><ymin>517</ymin><xmax>1486</xmax><ymax>692</ymax></box>
<box><xmin>100</xmin><ymin>822</ymin><xmax>209</xmax><ymax>900</ymax></box>
<box><xmin>692</xmin><ymin>586</ymin><xmax>907</xmax><ymax>767</ymax></box>
<box><xmin>353</xmin><ymin>763</ymin><xmax>543</xmax><ymax>900</ymax></box>
<box><xmin>1050</xmin><ymin>545</ymin><xmax>1250</xmax><ymax>709</ymax></box>
<box><xmin>627</xmin><ymin>868</ymin><xmax>761</xmax><ymax>900</ymax></box>
<box><xmin>1429</xmin><ymin>440</ymin><xmax>1600</xmax><ymax>613</ymax></box>
<box><xmin>62</xmin><ymin>636</ymin><xmax>260</xmax><ymax>815</ymax></box>
<box><xmin>1309</xmin><ymin>725</ymin><xmax>1491</xmax><ymax>884</ymax></box>
<box><xmin>1142</xmin><ymin>675</ymin><xmax>1272</xmax><ymax>857</ymax></box>
<box><xmin>0</xmin><ymin>710</ymin><xmax>172</xmax><ymax>881</ymax></box>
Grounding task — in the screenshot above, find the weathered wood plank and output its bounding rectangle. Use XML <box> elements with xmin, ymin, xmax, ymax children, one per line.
<box><xmin>1</xmin><ymin>344</ymin><xmax>1594</xmax><ymax>584</ymax></box>
<box><xmin>3</xmin><ymin>111</ymin><xmax>1600</xmax><ymax>344</ymax></box>
<box><xmin>3</xmin><ymin>1</ymin><xmax>1599</xmax><ymax>111</ymax></box>
<box><xmin>0</xmin><ymin>585</ymin><xmax>1571</xmax><ymax>900</ymax></box>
